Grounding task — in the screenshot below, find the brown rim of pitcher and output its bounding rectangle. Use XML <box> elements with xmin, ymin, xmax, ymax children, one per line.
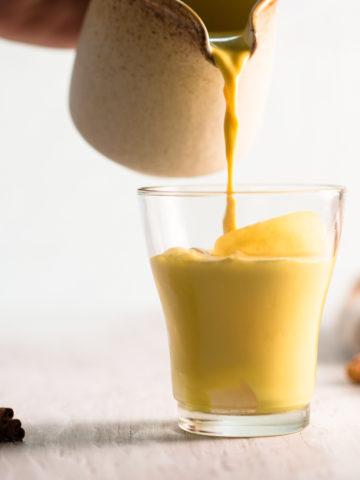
<box><xmin>174</xmin><ymin>0</ymin><xmax>279</xmax><ymax>60</ymax></box>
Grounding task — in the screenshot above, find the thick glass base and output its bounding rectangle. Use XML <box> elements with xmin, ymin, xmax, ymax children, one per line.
<box><xmin>178</xmin><ymin>404</ymin><xmax>310</xmax><ymax>438</ymax></box>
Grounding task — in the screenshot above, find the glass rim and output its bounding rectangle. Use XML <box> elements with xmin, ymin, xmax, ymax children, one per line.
<box><xmin>137</xmin><ymin>183</ymin><xmax>346</xmax><ymax>197</ymax></box>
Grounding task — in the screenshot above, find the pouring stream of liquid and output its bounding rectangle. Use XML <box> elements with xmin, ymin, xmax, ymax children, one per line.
<box><xmin>211</xmin><ymin>33</ymin><xmax>251</xmax><ymax>234</ymax></box>
<box><xmin>183</xmin><ymin>1</ymin><xmax>257</xmax><ymax>233</ymax></box>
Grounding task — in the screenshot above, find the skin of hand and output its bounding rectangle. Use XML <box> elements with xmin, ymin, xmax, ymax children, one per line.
<box><xmin>0</xmin><ymin>0</ymin><xmax>90</xmax><ymax>48</ymax></box>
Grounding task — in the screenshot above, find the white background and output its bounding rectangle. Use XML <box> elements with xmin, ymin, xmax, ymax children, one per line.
<box><xmin>0</xmin><ymin>0</ymin><xmax>359</xmax><ymax>338</ymax></box>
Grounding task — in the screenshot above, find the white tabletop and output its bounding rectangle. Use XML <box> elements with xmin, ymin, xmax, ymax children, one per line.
<box><xmin>0</xmin><ymin>310</ymin><xmax>359</xmax><ymax>480</ymax></box>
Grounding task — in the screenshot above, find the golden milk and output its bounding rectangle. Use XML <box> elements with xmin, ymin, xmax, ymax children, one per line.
<box><xmin>152</xmin><ymin>251</ymin><xmax>332</xmax><ymax>414</ymax></box>
<box><xmin>211</xmin><ymin>33</ymin><xmax>250</xmax><ymax>232</ymax></box>
<box><xmin>186</xmin><ymin>0</ymin><xmax>255</xmax><ymax>232</ymax></box>
<box><xmin>185</xmin><ymin>0</ymin><xmax>258</xmax><ymax>32</ymax></box>
<box><xmin>151</xmin><ymin>212</ymin><xmax>333</xmax><ymax>414</ymax></box>
<box><xmin>150</xmin><ymin>1</ymin><xmax>334</xmax><ymax>416</ymax></box>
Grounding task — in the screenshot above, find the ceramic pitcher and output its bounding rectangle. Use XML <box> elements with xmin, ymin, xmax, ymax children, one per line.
<box><xmin>70</xmin><ymin>0</ymin><xmax>278</xmax><ymax>177</ymax></box>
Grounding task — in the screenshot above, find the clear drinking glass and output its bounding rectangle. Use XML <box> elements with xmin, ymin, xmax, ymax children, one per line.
<box><xmin>138</xmin><ymin>184</ymin><xmax>345</xmax><ymax>437</ymax></box>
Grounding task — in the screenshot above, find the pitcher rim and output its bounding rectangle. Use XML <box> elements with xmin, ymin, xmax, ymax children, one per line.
<box><xmin>175</xmin><ymin>0</ymin><xmax>278</xmax><ymax>57</ymax></box>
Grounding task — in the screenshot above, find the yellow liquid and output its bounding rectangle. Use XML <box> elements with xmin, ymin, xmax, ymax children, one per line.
<box><xmin>186</xmin><ymin>1</ymin><xmax>255</xmax><ymax>232</ymax></box>
<box><xmin>186</xmin><ymin>0</ymin><xmax>255</xmax><ymax>233</ymax></box>
<box><xmin>185</xmin><ymin>0</ymin><xmax>259</xmax><ymax>32</ymax></box>
<box><xmin>151</xmin><ymin>250</ymin><xmax>332</xmax><ymax>414</ymax></box>
<box><xmin>211</xmin><ymin>33</ymin><xmax>250</xmax><ymax>233</ymax></box>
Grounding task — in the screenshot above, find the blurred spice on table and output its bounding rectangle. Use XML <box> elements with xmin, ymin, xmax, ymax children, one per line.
<box><xmin>0</xmin><ymin>408</ymin><xmax>25</xmax><ymax>442</ymax></box>
<box><xmin>347</xmin><ymin>354</ymin><xmax>360</xmax><ymax>383</ymax></box>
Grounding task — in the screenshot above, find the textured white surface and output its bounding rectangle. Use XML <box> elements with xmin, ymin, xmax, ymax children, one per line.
<box><xmin>0</xmin><ymin>311</ymin><xmax>359</xmax><ymax>480</ymax></box>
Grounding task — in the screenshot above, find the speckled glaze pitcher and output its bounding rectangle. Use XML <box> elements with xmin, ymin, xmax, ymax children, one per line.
<box><xmin>70</xmin><ymin>0</ymin><xmax>278</xmax><ymax>177</ymax></box>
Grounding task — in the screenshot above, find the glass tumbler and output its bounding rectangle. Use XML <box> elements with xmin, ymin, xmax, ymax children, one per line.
<box><xmin>138</xmin><ymin>184</ymin><xmax>345</xmax><ymax>437</ymax></box>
